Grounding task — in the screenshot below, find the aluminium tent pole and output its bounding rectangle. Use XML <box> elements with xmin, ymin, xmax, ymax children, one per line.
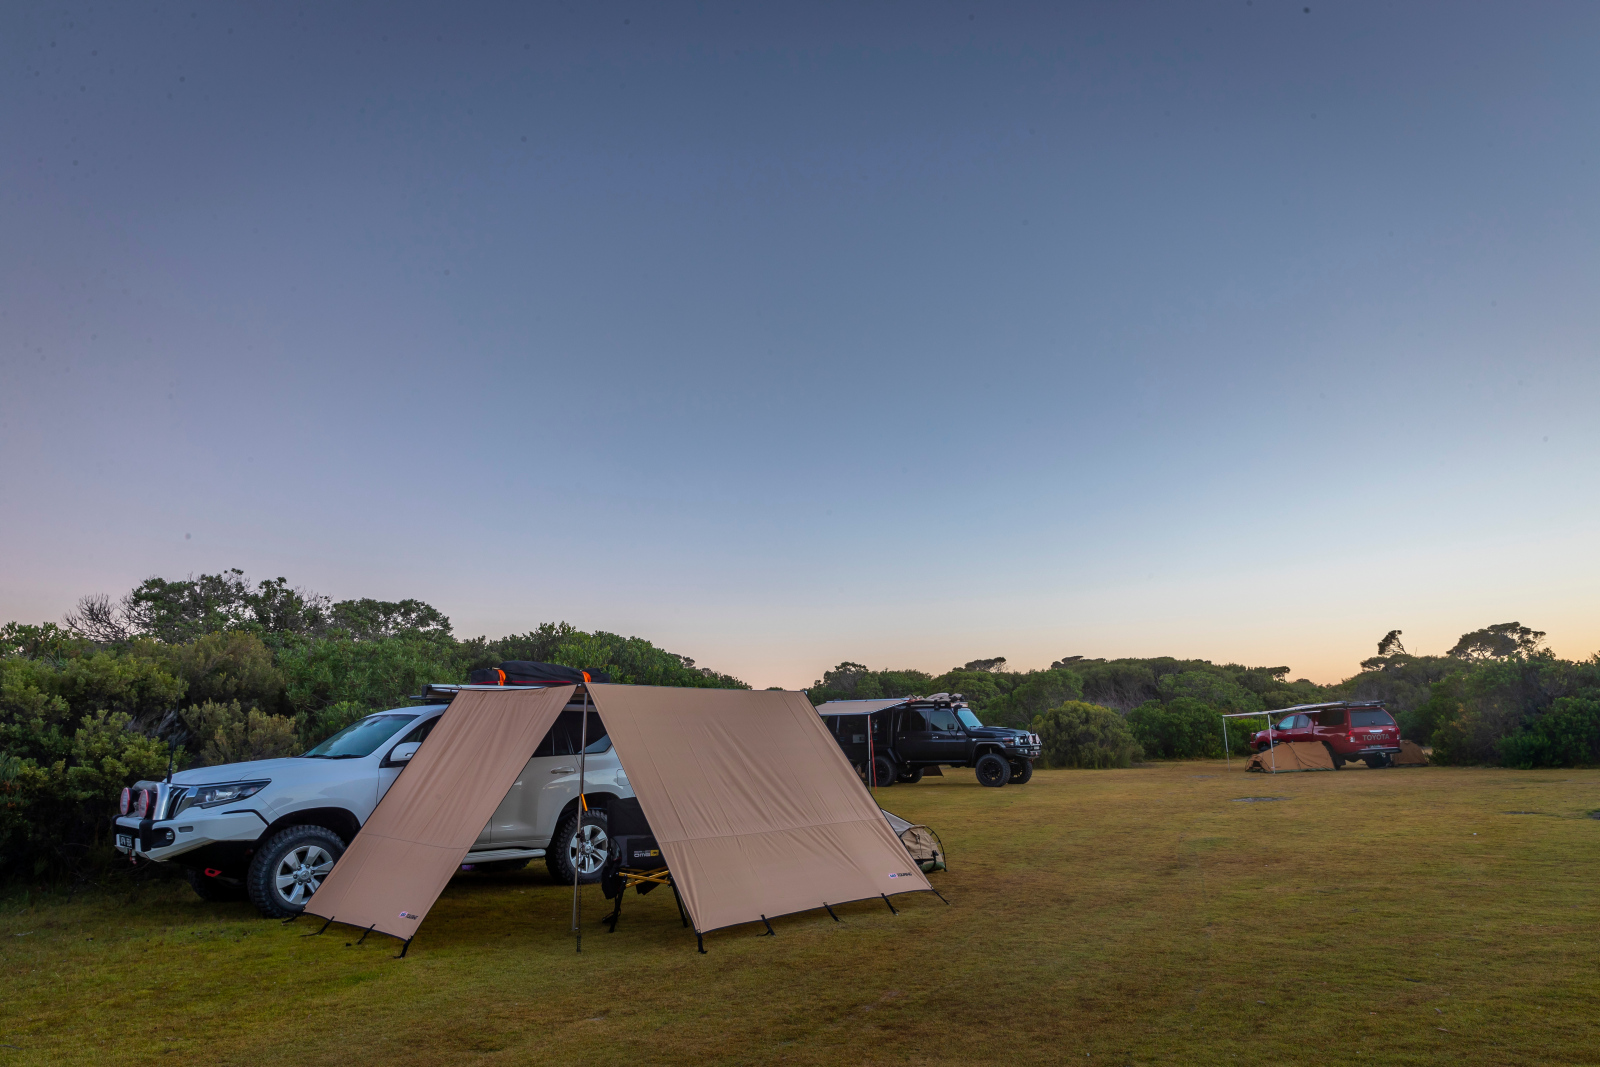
<box><xmin>573</xmin><ymin>682</ymin><xmax>590</xmax><ymax>953</ymax></box>
<box><xmin>1223</xmin><ymin>717</ymin><xmax>1230</xmax><ymax>769</ymax></box>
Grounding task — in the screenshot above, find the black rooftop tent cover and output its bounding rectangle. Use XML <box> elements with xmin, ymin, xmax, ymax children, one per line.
<box><xmin>468</xmin><ymin>661</ymin><xmax>612</xmax><ymax>686</ymax></box>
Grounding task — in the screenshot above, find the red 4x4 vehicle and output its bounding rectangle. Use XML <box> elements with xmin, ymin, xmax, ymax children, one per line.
<box><xmin>1251</xmin><ymin>701</ymin><xmax>1401</xmax><ymax>769</ymax></box>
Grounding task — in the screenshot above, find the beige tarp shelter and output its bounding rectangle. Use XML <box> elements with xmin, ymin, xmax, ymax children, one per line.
<box><xmin>1394</xmin><ymin>739</ymin><xmax>1429</xmax><ymax>766</ymax></box>
<box><xmin>1244</xmin><ymin>742</ymin><xmax>1335</xmax><ymax>773</ymax></box>
<box><xmin>304</xmin><ymin>686</ymin><xmax>576</xmax><ymax>946</ymax></box>
<box><xmin>306</xmin><ymin>684</ymin><xmax>931</xmax><ymax>950</ymax></box>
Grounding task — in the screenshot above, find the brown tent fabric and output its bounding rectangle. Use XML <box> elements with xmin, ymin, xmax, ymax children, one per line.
<box><xmin>304</xmin><ymin>686</ymin><xmax>575</xmax><ymax>942</ymax></box>
<box><xmin>1394</xmin><ymin>739</ymin><xmax>1429</xmax><ymax>766</ymax></box>
<box><xmin>589</xmin><ymin>684</ymin><xmax>932</xmax><ymax>933</ymax></box>
<box><xmin>1244</xmin><ymin>741</ymin><xmax>1335</xmax><ymax>773</ymax></box>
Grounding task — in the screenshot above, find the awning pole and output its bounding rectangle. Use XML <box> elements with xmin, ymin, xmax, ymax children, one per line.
<box><xmin>867</xmin><ymin>712</ymin><xmax>875</xmax><ymax>796</ymax></box>
<box><xmin>573</xmin><ymin>683</ymin><xmax>590</xmax><ymax>953</ymax></box>
<box><xmin>1223</xmin><ymin>717</ymin><xmax>1230</xmax><ymax>768</ymax></box>
<box><xmin>1267</xmin><ymin>715</ymin><xmax>1276</xmax><ymax>773</ymax></box>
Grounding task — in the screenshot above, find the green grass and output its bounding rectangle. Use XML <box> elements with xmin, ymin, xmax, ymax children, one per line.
<box><xmin>4</xmin><ymin>762</ymin><xmax>1600</xmax><ymax>1065</ymax></box>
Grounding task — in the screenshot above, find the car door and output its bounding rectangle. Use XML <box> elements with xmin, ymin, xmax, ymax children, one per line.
<box><xmin>489</xmin><ymin>708</ymin><xmax>610</xmax><ymax>849</ymax></box>
<box><xmin>1310</xmin><ymin>709</ymin><xmax>1346</xmax><ymax>752</ymax></box>
<box><xmin>926</xmin><ymin>708</ymin><xmax>966</xmax><ymax>761</ymax></box>
<box><xmin>895</xmin><ymin>708</ymin><xmax>934</xmax><ymax>763</ymax></box>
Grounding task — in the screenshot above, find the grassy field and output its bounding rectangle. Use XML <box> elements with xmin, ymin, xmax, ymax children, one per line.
<box><xmin>4</xmin><ymin>761</ymin><xmax>1600</xmax><ymax>1066</ymax></box>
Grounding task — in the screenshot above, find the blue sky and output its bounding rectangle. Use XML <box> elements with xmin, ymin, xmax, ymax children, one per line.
<box><xmin>3</xmin><ymin>1</ymin><xmax>1596</xmax><ymax>687</ymax></box>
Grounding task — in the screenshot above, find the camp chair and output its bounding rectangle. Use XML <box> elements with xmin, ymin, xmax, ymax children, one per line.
<box><xmin>881</xmin><ymin>808</ymin><xmax>947</xmax><ymax>873</ymax></box>
<box><xmin>600</xmin><ymin>798</ymin><xmax>690</xmax><ymax>933</ymax></box>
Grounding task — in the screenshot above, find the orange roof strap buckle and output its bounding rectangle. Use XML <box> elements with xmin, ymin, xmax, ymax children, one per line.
<box><xmin>494</xmin><ymin>668</ymin><xmax>505</xmax><ymax>686</ymax></box>
<box><xmin>581</xmin><ymin>670</ymin><xmax>592</xmax><ymax>684</ymax></box>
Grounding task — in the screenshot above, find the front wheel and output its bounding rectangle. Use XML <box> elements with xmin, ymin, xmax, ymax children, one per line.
<box><xmin>1008</xmin><ymin>759</ymin><xmax>1033</xmax><ymax>785</ymax></box>
<box><xmin>897</xmin><ymin>767</ymin><xmax>925</xmax><ymax>784</ymax></box>
<box><xmin>975</xmin><ymin>753</ymin><xmax>1011</xmax><ymax>788</ymax></box>
<box><xmin>545</xmin><ymin>808</ymin><xmax>610</xmax><ymax>885</ymax></box>
<box><xmin>246</xmin><ymin>825</ymin><xmax>345</xmax><ymax>919</ymax></box>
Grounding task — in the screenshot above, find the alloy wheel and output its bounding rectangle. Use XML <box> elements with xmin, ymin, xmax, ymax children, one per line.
<box><xmin>568</xmin><ymin>823</ymin><xmax>609</xmax><ymax>876</ymax></box>
<box><xmin>274</xmin><ymin>844</ymin><xmax>335</xmax><ymax>906</ymax></box>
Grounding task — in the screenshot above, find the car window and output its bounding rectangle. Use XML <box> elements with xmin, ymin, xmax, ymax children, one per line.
<box><xmin>929</xmin><ymin>709</ymin><xmax>960</xmax><ymax>733</ymax></box>
<box><xmin>902</xmin><ymin>710</ymin><xmax>929</xmax><ymax>732</ymax></box>
<box><xmin>1349</xmin><ymin>710</ymin><xmax>1394</xmax><ymax>727</ymax></box>
<box><xmin>301</xmin><ymin>714</ymin><xmax>418</xmax><ymax>759</ymax></box>
<box><xmin>534</xmin><ymin>710</ymin><xmax>610</xmax><ymax>756</ymax></box>
<box><xmin>1317</xmin><ymin>710</ymin><xmax>1346</xmax><ymax>727</ymax></box>
<box><xmin>956</xmin><ymin>708</ymin><xmax>983</xmax><ymax>729</ymax></box>
<box><xmin>395</xmin><ymin>717</ymin><xmax>439</xmax><ymax>746</ymax></box>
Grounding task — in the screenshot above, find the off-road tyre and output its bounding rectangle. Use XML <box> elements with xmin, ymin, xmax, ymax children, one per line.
<box><xmin>185</xmin><ymin>866</ymin><xmax>247</xmax><ymax>903</ymax></box>
<box><xmin>1008</xmin><ymin>759</ymin><xmax>1034</xmax><ymax>785</ymax></box>
<box><xmin>872</xmin><ymin>756</ymin><xmax>898</xmax><ymax>787</ymax></box>
<box><xmin>247</xmin><ymin>825</ymin><xmax>345</xmax><ymax>919</ymax></box>
<box><xmin>975</xmin><ymin>753</ymin><xmax>1011</xmax><ymax>788</ymax></box>
<box><xmin>897</xmin><ymin>767</ymin><xmax>925</xmax><ymax>784</ymax></box>
<box><xmin>1325</xmin><ymin>744</ymin><xmax>1345</xmax><ymax>770</ymax></box>
<box><xmin>1364</xmin><ymin>753</ymin><xmax>1392</xmax><ymax>769</ymax></box>
<box><xmin>545</xmin><ymin>808</ymin><xmax>609</xmax><ymax>886</ymax></box>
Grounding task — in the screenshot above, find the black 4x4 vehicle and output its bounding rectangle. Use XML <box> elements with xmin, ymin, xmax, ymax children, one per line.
<box><xmin>818</xmin><ymin>694</ymin><xmax>1041</xmax><ymax>788</ymax></box>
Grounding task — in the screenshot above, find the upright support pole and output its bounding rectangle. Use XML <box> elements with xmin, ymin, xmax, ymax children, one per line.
<box><xmin>1223</xmin><ymin>717</ymin><xmax>1230</xmax><ymax>768</ymax></box>
<box><xmin>1267</xmin><ymin>714</ymin><xmax>1276</xmax><ymax>773</ymax></box>
<box><xmin>866</xmin><ymin>712</ymin><xmax>875</xmax><ymax>794</ymax></box>
<box><xmin>573</xmin><ymin>683</ymin><xmax>590</xmax><ymax>953</ymax></box>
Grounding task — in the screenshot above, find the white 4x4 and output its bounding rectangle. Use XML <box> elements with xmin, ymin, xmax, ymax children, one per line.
<box><xmin>114</xmin><ymin>695</ymin><xmax>632</xmax><ymax>917</ymax></box>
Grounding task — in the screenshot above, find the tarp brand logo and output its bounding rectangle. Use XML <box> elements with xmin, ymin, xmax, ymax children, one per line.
<box><xmin>888</xmin><ymin>871</ymin><xmax>911</xmax><ymax>878</ymax></box>
<box><xmin>399</xmin><ymin>911</ymin><xmax>418</xmax><ymax>919</ymax></box>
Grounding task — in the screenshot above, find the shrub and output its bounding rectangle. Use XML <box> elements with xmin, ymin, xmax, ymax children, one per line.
<box><xmin>181</xmin><ymin>700</ymin><xmax>299</xmax><ymax>766</ymax></box>
<box><xmin>1499</xmin><ymin>696</ymin><xmax>1600</xmax><ymax>769</ymax></box>
<box><xmin>1033</xmin><ymin>701</ymin><xmax>1141</xmax><ymax>768</ymax></box>
<box><xmin>1126</xmin><ymin>697</ymin><xmax>1228</xmax><ymax>760</ymax></box>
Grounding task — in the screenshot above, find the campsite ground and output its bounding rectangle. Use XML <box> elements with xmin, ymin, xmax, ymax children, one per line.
<box><xmin>3</xmin><ymin>762</ymin><xmax>1599</xmax><ymax>1066</ymax></box>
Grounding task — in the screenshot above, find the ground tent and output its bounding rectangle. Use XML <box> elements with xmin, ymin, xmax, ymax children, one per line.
<box><xmin>1394</xmin><ymin>739</ymin><xmax>1429</xmax><ymax>766</ymax></box>
<box><xmin>1244</xmin><ymin>742</ymin><xmax>1335</xmax><ymax>773</ymax></box>
<box><xmin>306</xmin><ymin>683</ymin><xmax>931</xmax><ymax>950</ymax></box>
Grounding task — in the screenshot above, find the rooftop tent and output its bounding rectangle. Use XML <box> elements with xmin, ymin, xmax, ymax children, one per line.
<box><xmin>589</xmin><ymin>684</ymin><xmax>932</xmax><ymax>934</ymax></box>
<box><xmin>468</xmin><ymin>661</ymin><xmax>611</xmax><ymax>685</ymax></box>
<box><xmin>304</xmin><ymin>686</ymin><xmax>575</xmax><ymax>945</ymax></box>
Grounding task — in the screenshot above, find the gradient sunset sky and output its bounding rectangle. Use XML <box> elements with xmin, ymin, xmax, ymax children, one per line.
<box><xmin>3</xmin><ymin>1</ymin><xmax>1596</xmax><ymax>688</ymax></box>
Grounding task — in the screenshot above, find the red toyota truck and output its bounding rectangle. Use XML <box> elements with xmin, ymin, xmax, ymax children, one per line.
<box><xmin>1251</xmin><ymin>701</ymin><xmax>1401</xmax><ymax>769</ymax></box>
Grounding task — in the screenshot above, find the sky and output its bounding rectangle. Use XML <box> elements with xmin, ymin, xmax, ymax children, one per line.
<box><xmin>2</xmin><ymin>1</ymin><xmax>1597</xmax><ymax>689</ymax></box>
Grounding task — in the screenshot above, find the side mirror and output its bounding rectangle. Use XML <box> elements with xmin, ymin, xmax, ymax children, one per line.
<box><xmin>388</xmin><ymin>741</ymin><xmax>422</xmax><ymax>764</ymax></box>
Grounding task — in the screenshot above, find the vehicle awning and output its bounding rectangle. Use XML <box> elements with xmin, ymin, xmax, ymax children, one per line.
<box><xmin>304</xmin><ymin>686</ymin><xmax>574</xmax><ymax>943</ymax></box>
<box><xmin>590</xmin><ymin>685</ymin><xmax>932</xmax><ymax>934</ymax></box>
<box><xmin>815</xmin><ymin>698</ymin><xmax>910</xmax><ymax>717</ymax></box>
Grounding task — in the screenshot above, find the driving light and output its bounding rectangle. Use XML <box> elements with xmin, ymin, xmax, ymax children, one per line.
<box><xmin>119</xmin><ymin>787</ymin><xmax>131</xmax><ymax>815</ymax></box>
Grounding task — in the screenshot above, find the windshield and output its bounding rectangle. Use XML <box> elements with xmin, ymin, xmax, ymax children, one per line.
<box><xmin>301</xmin><ymin>714</ymin><xmax>418</xmax><ymax>759</ymax></box>
<box><xmin>956</xmin><ymin>708</ymin><xmax>983</xmax><ymax>730</ymax></box>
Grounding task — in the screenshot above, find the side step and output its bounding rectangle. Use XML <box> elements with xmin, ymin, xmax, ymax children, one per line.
<box><xmin>461</xmin><ymin>847</ymin><xmax>546</xmax><ymax>865</ymax></box>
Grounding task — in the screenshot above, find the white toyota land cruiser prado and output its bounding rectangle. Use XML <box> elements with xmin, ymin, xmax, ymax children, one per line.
<box><xmin>113</xmin><ymin>689</ymin><xmax>630</xmax><ymax>917</ymax></box>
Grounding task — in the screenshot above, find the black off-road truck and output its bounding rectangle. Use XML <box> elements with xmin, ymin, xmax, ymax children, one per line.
<box><xmin>817</xmin><ymin>694</ymin><xmax>1040</xmax><ymax>788</ymax></box>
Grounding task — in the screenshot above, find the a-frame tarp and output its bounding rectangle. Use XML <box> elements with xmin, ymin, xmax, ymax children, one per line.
<box><xmin>587</xmin><ymin>684</ymin><xmax>932</xmax><ymax>933</ymax></box>
<box><xmin>304</xmin><ymin>686</ymin><xmax>575</xmax><ymax>942</ymax></box>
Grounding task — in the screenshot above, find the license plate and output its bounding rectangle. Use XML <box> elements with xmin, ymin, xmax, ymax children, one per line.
<box><xmin>116</xmin><ymin>834</ymin><xmax>133</xmax><ymax>851</ymax></box>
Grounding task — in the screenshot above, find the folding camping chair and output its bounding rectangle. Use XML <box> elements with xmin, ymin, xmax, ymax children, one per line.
<box><xmin>600</xmin><ymin>798</ymin><xmax>690</xmax><ymax>933</ymax></box>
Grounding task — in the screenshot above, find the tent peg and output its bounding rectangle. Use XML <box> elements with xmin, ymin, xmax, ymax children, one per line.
<box><xmin>758</xmin><ymin>915</ymin><xmax>776</xmax><ymax>936</ymax></box>
<box><xmin>393</xmin><ymin>937</ymin><xmax>413</xmax><ymax>960</ymax></box>
<box><xmin>356</xmin><ymin>924</ymin><xmax>376</xmax><ymax>945</ymax></box>
<box><xmin>823</xmin><ymin>902</ymin><xmax>841</xmax><ymax>923</ymax></box>
<box><xmin>929</xmin><ymin>888</ymin><xmax>950</xmax><ymax>905</ymax></box>
<box><xmin>302</xmin><ymin>915</ymin><xmax>334</xmax><ymax>937</ymax></box>
<box><xmin>696</xmin><ymin>932</ymin><xmax>706</xmax><ymax>954</ymax></box>
<box><xmin>880</xmin><ymin>893</ymin><xmax>898</xmax><ymax>916</ymax></box>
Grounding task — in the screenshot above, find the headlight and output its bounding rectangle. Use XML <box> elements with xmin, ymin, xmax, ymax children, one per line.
<box><xmin>177</xmin><ymin>780</ymin><xmax>270</xmax><ymax>812</ymax></box>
